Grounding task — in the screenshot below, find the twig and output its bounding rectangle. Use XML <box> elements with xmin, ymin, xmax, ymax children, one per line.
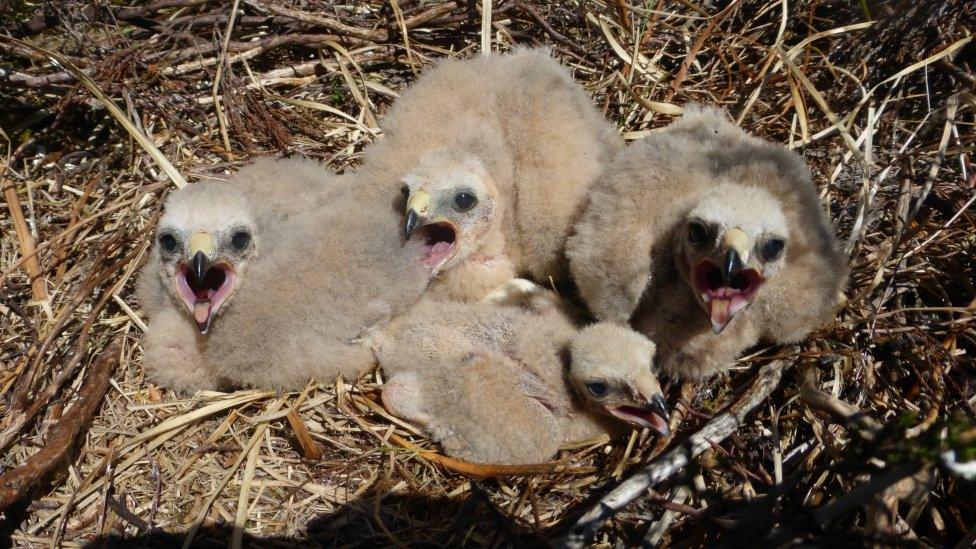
<box><xmin>211</xmin><ymin>0</ymin><xmax>242</xmax><ymax>158</ymax></box>
<box><xmin>798</xmin><ymin>365</ymin><xmax>882</xmax><ymax>441</ymax></box>
<box><xmin>115</xmin><ymin>0</ymin><xmax>213</xmax><ymax>21</ymax></box>
<box><xmin>245</xmin><ymin>0</ymin><xmax>387</xmax><ymax>42</ymax></box>
<box><xmin>1</xmin><ymin>156</ymin><xmax>48</xmax><ymax>303</ymax></box>
<box><xmin>387</xmin><ymin>433</ymin><xmax>592</xmax><ymax>479</ymax></box>
<box><xmin>481</xmin><ymin>0</ymin><xmax>493</xmax><ymax>54</ymax></box>
<box><xmin>643</xmin><ymin>486</ymin><xmax>691</xmax><ymax>545</ymax></box>
<box><xmin>766</xmin><ymin>463</ymin><xmax>923</xmax><ymax>545</ymax></box>
<box><xmin>511</xmin><ymin>2</ymin><xmax>583</xmax><ymax>54</ymax></box>
<box><xmin>611</xmin><ymin>0</ymin><xmax>632</xmax><ymax>33</ymax></box>
<box><xmin>0</xmin><ymin>36</ymin><xmax>187</xmax><ymax>188</ymax></box>
<box><xmin>560</xmin><ymin>360</ymin><xmax>787</xmax><ymax>547</ymax></box>
<box><xmin>181</xmin><ymin>398</ymin><xmax>285</xmax><ymax>549</ymax></box>
<box><xmin>665</xmin><ymin>0</ymin><xmax>741</xmax><ymax>101</ymax></box>
<box><xmin>0</xmin><ymin>341</ymin><xmax>120</xmax><ymax>510</ymax></box>
<box><xmin>286</xmin><ymin>409</ymin><xmax>323</xmax><ymax>461</ymax></box>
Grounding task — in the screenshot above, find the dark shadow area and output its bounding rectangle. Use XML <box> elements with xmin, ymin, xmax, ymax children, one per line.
<box><xmin>68</xmin><ymin>487</ymin><xmax>547</xmax><ymax>548</ymax></box>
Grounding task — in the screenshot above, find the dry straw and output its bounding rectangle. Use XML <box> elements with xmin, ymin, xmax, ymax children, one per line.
<box><xmin>1</xmin><ymin>0</ymin><xmax>973</xmax><ymax>546</ymax></box>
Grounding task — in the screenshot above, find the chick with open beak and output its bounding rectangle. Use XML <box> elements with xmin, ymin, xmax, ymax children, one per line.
<box><xmin>679</xmin><ymin>184</ymin><xmax>790</xmax><ymax>334</ymax></box>
<box><xmin>152</xmin><ymin>193</ymin><xmax>256</xmax><ymax>335</ymax></box>
<box><xmin>400</xmin><ymin>149</ymin><xmax>515</xmax><ymax>300</ymax></box>
<box><xmin>568</xmin><ymin>323</ymin><xmax>670</xmax><ymax>436</ymax></box>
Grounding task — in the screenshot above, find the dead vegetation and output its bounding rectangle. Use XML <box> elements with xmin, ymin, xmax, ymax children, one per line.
<box><xmin>1</xmin><ymin>0</ymin><xmax>974</xmax><ymax>546</ymax></box>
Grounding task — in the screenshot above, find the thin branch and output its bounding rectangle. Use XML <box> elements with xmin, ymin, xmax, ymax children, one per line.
<box><xmin>560</xmin><ymin>359</ymin><xmax>788</xmax><ymax>547</ymax></box>
<box><xmin>0</xmin><ymin>342</ymin><xmax>120</xmax><ymax>510</ymax></box>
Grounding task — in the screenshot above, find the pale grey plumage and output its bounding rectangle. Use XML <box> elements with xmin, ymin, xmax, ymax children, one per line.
<box><xmin>373</xmin><ymin>283</ymin><xmax>668</xmax><ymax>465</ymax></box>
<box><xmin>567</xmin><ymin>106</ymin><xmax>848</xmax><ymax>379</ymax></box>
<box><xmin>356</xmin><ymin>48</ymin><xmax>622</xmax><ymax>297</ymax></box>
<box><xmin>138</xmin><ymin>157</ymin><xmax>433</xmax><ymax>391</ymax></box>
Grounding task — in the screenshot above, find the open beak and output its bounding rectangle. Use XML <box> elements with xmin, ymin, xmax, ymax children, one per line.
<box><xmin>403</xmin><ymin>190</ymin><xmax>430</xmax><ymax>240</ymax></box>
<box><xmin>174</xmin><ymin>232</ymin><xmax>236</xmax><ymax>334</ymax></box>
<box><xmin>402</xmin><ymin>189</ymin><xmax>458</xmax><ymax>274</ymax></box>
<box><xmin>692</xmin><ymin>227</ymin><xmax>764</xmax><ymax>334</ymax></box>
<box><xmin>607</xmin><ymin>377</ymin><xmax>671</xmax><ymax>437</ymax></box>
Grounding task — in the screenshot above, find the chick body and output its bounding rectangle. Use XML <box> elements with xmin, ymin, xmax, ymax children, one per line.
<box><xmin>138</xmin><ymin>158</ymin><xmax>432</xmax><ymax>391</ymax></box>
<box><xmin>568</xmin><ymin>107</ymin><xmax>847</xmax><ymax>379</ymax></box>
<box><xmin>374</xmin><ymin>283</ymin><xmax>667</xmax><ymax>465</ymax></box>
<box><xmin>358</xmin><ymin>48</ymin><xmax>622</xmax><ymax>298</ymax></box>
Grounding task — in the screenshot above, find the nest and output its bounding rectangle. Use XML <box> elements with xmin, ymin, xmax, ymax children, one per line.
<box><xmin>1</xmin><ymin>1</ymin><xmax>974</xmax><ymax>546</ymax></box>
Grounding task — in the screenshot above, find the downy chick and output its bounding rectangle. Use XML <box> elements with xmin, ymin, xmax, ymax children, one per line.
<box><xmin>356</xmin><ymin>48</ymin><xmax>622</xmax><ymax>298</ymax></box>
<box><xmin>138</xmin><ymin>158</ymin><xmax>432</xmax><ymax>391</ymax></box>
<box><xmin>567</xmin><ymin>106</ymin><xmax>847</xmax><ymax>379</ymax></box>
<box><xmin>374</xmin><ymin>287</ymin><xmax>669</xmax><ymax>465</ymax></box>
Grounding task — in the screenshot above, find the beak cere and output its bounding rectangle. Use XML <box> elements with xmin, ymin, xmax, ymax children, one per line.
<box><xmin>692</xmin><ymin>227</ymin><xmax>765</xmax><ymax>334</ymax></box>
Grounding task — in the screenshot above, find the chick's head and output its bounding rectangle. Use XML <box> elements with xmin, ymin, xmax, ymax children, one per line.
<box><xmin>676</xmin><ymin>182</ymin><xmax>790</xmax><ymax>334</ymax></box>
<box><xmin>568</xmin><ymin>323</ymin><xmax>670</xmax><ymax>436</ymax></box>
<box><xmin>153</xmin><ymin>183</ymin><xmax>257</xmax><ymax>334</ymax></box>
<box><xmin>401</xmin><ymin>149</ymin><xmax>500</xmax><ymax>275</ymax></box>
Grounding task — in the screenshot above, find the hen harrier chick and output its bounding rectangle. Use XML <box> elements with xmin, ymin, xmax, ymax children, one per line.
<box><xmin>568</xmin><ymin>106</ymin><xmax>847</xmax><ymax>379</ymax></box>
<box><xmin>374</xmin><ymin>290</ymin><xmax>669</xmax><ymax>465</ymax></box>
<box><xmin>357</xmin><ymin>48</ymin><xmax>622</xmax><ymax>298</ymax></box>
<box><xmin>138</xmin><ymin>158</ymin><xmax>432</xmax><ymax>391</ymax></box>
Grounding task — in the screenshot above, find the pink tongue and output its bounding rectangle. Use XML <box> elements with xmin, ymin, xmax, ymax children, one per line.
<box><xmin>194</xmin><ymin>301</ymin><xmax>210</xmax><ymax>324</ymax></box>
<box><xmin>430</xmin><ymin>242</ymin><xmax>451</xmax><ymax>255</ymax></box>
<box><xmin>710</xmin><ymin>299</ymin><xmax>731</xmax><ymax>327</ymax></box>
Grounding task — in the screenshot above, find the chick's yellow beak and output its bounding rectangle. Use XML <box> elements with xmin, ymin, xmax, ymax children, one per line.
<box><xmin>187</xmin><ymin>231</ymin><xmax>214</xmax><ymax>282</ymax></box>
<box><xmin>404</xmin><ymin>190</ymin><xmax>431</xmax><ymax>239</ymax></box>
<box><xmin>720</xmin><ymin>227</ymin><xmax>749</xmax><ymax>281</ymax></box>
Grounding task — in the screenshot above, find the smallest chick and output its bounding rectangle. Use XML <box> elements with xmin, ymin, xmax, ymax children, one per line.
<box><xmin>568</xmin><ymin>322</ymin><xmax>671</xmax><ymax>436</ymax></box>
<box><xmin>375</xmin><ymin>287</ymin><xmax>669</xmax><ymax>464</ymax></box>
<box><xmin>401</xmin><ymin>148</ymin><xmax>516</xmax><ymax>301</ymax></box>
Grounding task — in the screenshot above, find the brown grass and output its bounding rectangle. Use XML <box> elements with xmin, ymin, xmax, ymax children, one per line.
<box><xmin>1</xmin><ymin>1</ymin><xmax>974</xmax><ymax>546</ymax></box>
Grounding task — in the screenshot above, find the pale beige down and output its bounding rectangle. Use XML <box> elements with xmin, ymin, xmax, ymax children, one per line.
<box><xmin>567</xmin><ymin>106</ymin><xmax>848</xmax><ymax>379</ymax></box>
<box><xmin>372</xmin><ymin>281</ymin><xmax>669</xmax><ymax>465</ymax></box>
<box><xmin>355</xmin><ymin>48</ymin><xmax>622</xmax><ymax>299</ymax></box>
<box><xmin>137</xmin><ymin>157</ymin><xmax>433</xmax><ymax>391</ymax></box>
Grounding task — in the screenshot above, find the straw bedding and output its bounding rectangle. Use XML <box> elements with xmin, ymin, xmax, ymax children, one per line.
<box><xmin>1</xmin><ymin>1</ymin><xmax>974</xmax><ymax>546</ymax></box>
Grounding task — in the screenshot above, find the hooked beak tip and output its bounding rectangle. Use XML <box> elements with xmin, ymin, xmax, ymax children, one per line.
<box><xmin>191</xmin><ymin>251</ymin><xmax>209</xmax><ymax>283</ymax></box>
<box><xmin>650</xmin><ymin>393</ymin><xmax>670</xmax><ymax>423</ymax></box>
<box><xmin>404</xmin><ymin>209</ymin><xmax>420</xmax><ymax>240</ymax></box>
<box><xmin>648</xmin><ymin>393</ymin><xmax>671</xmax><ymax>436</ymax></box>
<box><xmin>722</xmin><ymin>248</ymin><xmax>743</xmax><ymax>283</ymax></box>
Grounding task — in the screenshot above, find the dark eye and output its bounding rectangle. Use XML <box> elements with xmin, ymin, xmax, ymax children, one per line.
<box><xmin>400</xmin><ymin>184</ymin><xmax>410</xmax><ymax>198</ymax></box>
<box><xmin>454</xmin><ymin>190</ymin><xmax>477</xmax><ymax>212</ymax></box>
<box><xmin>159</xmin><ymin>233</ymin><xmax>178</xmax><ymax>253</ymax></box>
<box><xmin>688</xmin><ymin>221</ymin><xmax>708</xmax><ymax>245</ymax></box>
<box><xmin>586</xmin><ymin>382</ymin><xmax>608</xmax><ymax>397</ymax></box>
<box><xmin>231</xmin><ymin>230</ymin><xmax>251</xmax><ymax>251</ymax></box>
<box><xmin>762</xmin><ymin>239</ymin><xmax>785</xmax><ymax>261</ymax></box>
